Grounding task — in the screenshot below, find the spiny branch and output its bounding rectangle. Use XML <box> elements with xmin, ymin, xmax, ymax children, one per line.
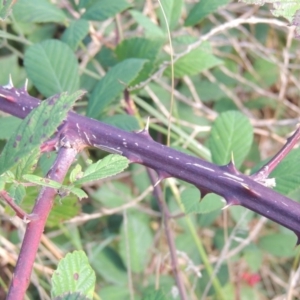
<box><xmin>1</xmin><ymin>85</ymin><xmax>300</xmax><ymax>243</ymax></box>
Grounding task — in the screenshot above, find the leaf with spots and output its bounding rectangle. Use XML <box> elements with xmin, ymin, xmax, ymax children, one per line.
<box><xmin>51</xmin><ymin>250</ymin><xmax>96</xmax><ymax>299</ymax></box>
<box><xmin>73</xmin><ymin>154</ymin><xmax>129</xmax><ymax>185</ymax></box>
<box><xmin>209</xmin><ymin>111</ymin><xmax>253</xmax><ymax>169</ymax></box>
<box><xmin>0</xmin><ymin>90</ymin><xmax>85</xmax><ymax>175</ymax></box>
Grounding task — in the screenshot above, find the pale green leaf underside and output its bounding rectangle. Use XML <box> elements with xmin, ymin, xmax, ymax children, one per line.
<box><xmin>87</xmin><ymin>58</ymin><xmax>147</xmax><ymax>118</ymax></box>
<box><xmin>270</xmin><ymin>149</ymin><xmax>300</xmax><ymax>196</ymax></box>
<box><xmin>115</xmin><ymin>37</ymin><xmax>163</xmax><ymax>85</ymax></box>
<box><xmin>130</xmin><ymin>10</ymin><xmax>164</xmax><ymax>38</ymax></box>
<box><xmin>24</xmin><ymin>39</ymin><xmax>80</xmax><ymax>97</ymax></box>
<box><xmin>0</xmin><ymin>90</ymin><xmax>84</xmax><ymax>175</ymax></box>
<box><xmin>61</xmin><ymin>19</ymin><xmax>89</xmax><ymax>51</ymax></box>
<box><xmin>74</xmin><ymin>155</ymin><xmax>129</xmax><ymax>185</ymax></box>
<box><xmin>13</xmin><ymin>0</ymin><xmax>67</xmax><ymax>23</ymax></box>
<box><xmin>209</xmin><ymin>111</ymin><xmax>253</xmax><ymax>168</ymax></box>
<box><xmin>185</xmin><ymin>0</ymin><xmax>231</xmax><ymax>26</ymax></box>
<box><xmin>165</xmin><ymin>42</ymin><xmax>223</xmax><ymax>78</ymax></box>
<box><xmin>51</xmin><ymin>250</ymin><xmax>96</xmax><ymax>299</ymax></box>
<box><xmin>119</xmin><ymin>213</ymin><xmax>153</xmax><ymax>273</ymax></box>
<box><xmin>81</xmin><ymin>0</ymin><xmax>130</xmax><ymax>21</ymax></box>
<box><xmin>0</xmin><ymin>0</ymin><xmax>15</xmax><ymax>20</ymax></box>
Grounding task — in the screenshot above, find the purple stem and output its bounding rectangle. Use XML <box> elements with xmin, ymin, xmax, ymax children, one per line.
<box><xmin>147</xmin><ymin>168</ymin><xmax>188</xmax><ymax>300</ymax></box>
<box><xmin>6</xmin><ymin>144</ymin><xmax>78</xmax><ymax>299</ymax></box>
<box><xmin>1</xmin><ymin>86</ymin><xmax>300</xmax><ymax>243</ymax></box>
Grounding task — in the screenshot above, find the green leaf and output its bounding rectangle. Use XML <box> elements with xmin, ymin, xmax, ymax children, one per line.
<box><xmin>99</xmin><ymin>286</ymin><xmax>130</xmax><ymax>300</ymax></box>
<box><xmin>0</xmin><ymin>91</ymin><xmax>85</xmax><ymax>175</ymax></box>
<box><xmin>90</xmin><ymin>247</ymin><xmax>127</xmax><ymax>285</ymax></box>
<box><xmin>258</xmin><ymin>233</ymin><xmax>297</xmax><ymax>257</ymax></box>
<box><xmin>61</xmin><ymin>20</ymin><xmax>89</xmax><ymax>51</ymax></box>
<box><xmin>23</xmin><ymin>174</ymin><xmax>62</xmax><ymax>189</ymax></box>
<box><xmin>24</xmin><ymin>40</ymin><xmax>80</xmax><ymax>97</ymax></box>
<box><xmin>0</xmin><ymin>0</ymin><xmax>15</xmax><ymax>20</ymax></box>
<box><xmin>47</xmin><ymin>195</ymin><xmax>80</xmax><ymax>227</ymax></box>
<box><xmin>81</xmin><ymin>0</ymin><xmax>130</xmax><ymax>21</ymax></box>
<box><xmin>157</xmin><ymin>0</ymin><xmax>183</xmax><ymax>31</ymax></box>
<box><xmin>53</xmin><ymin>292</ymin><xmax>91</xmax><ymax>300</ymax></box>
<box><xmin>0</xmin><ymin>55</ymin><xmax>27</xmax><ymax>87</ymax></box>
<box><xmin>0</xmin><ymin>117</ymin><xmax>21</xmax><ymax>140</ymax></box>
<box><xmin>115</xmin><ymin>37</ymin><xmax>163</xmax><ymax>85</ymax></box>
<box><xmin>13</xmin><ymin>0</ymin><xmax>67</xmax><ymax>23</ymax></box>
<box><xmin>164</xmin><ymin>42</ymin><xmax>223</xmax><ymax>78</ymax></box>
<box><xmin>181</xmin><ymin>188</ymin><xmax>224</xmax><ymax>214</ymax></box>
<box><xmin>74</xmin><ymin>155</ymin><xmax>129</xmax><ymax>185</ymax></box>
<box><xmin>68</xmin><ymin>187</ymin><xmax>88</xmax><ymax>200</ymax></box>
<box><xmin>185</xmin><ymin>0</ymin><xmax>230</xmax><ymax>26</ymax></box>
<box><xmin>51</xmin><ymin>250</ymin><xmax>96</xmax><ymax>299</ymax></box>
<box><xmin>87</xmin><ymin>58</ymin><xmax>147</xmax><ymax>118</ymax></box>
<box><xmin>15</xmin><ymin>148</ymin><xmax>40</xmax><ymax>180</ymax></box>
<box><xmin>209</xmin><ymin>111</ymin><xmax>253</xmax><ymax>168</ymax></box>
<box><xmin>101</xmin><ymin>114</ymin><xmax>140</xmax><ymax>131</ymax></box>
<box><xmin>143</xmin><ymin>290</ymin><xmax>167</xmax><ymax>300</ymax></box>
<box><xmin>8</xmin><ymin>184</ymin><xmax>26</xmax><ymax>205</ymax></box>
<box><xmin>270</xmin><ymin>149</ymin><xmax>300</xmax><ymax>197</ymax></box>
<box><xmin>130</xmin><ymin>10</ymin><xmax>164</xmax><ymax>38</ymax></box>
<box><xmin>119</xmin><ymin>213</ymin><xmax>153</xmax><ymax>273</ymax></box>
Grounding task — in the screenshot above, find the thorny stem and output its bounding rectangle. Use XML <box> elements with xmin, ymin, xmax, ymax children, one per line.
<box><xmin>252</xmin><ymin>125</ymin><xmax>300</xmax><ymax>181</ymax></box>
<box><xmin>1</xmin><ymin>86</ymin><xmax>300</xmax><ymax>240</ymax></box>
<box><xmin>2</xmin><ymin>85</ymin><xmax>300</xmax><ymax>298</ymax></box>
<box><xmin>147</xmin><ymin>169</ymin><xmax>188</xmax><ymax>300</ymax></box>
<box><xmin>6</xmin><ymin>145</ymin><xmax>78</xmax><ymax>299</ymax></box>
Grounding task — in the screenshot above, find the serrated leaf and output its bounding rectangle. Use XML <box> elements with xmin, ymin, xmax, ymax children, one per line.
<box><xmin>8</xmin><ymin>184</ymin><xmax>26</xmax><ymax>205</ymax></box>
<box><xmin>24</xmin><ymin>40</ymin><xmax>80</xmax><ymax>97</ymax></box>
<box><xmin>270</xmin><ymin>149</ymin><xmax>300</xmax><ymax>196</ymax></box>
<box><xmin>158</xmin><ymin>0</ymin><xmax>183</xmax><ymax>31</ymax></box>
<box><xmin>130</xmin><ymin>10</ymin><xmax>164</xmax><ymax>38</ymax></box>
<box><xmin>51</xmin><ymin>250</ymin><xmax>96</xmax><ymax>299</ymax></box>
<box><xmin>0</xmin><ymin>0</ymin><xmax>15</xmax><ymax>20</ymax></box>
<box><xmin>209</xmin><ymin>111</ymin><xmax>253</xmax><ymax>168</ymax></box>
<box><xmin>87</xmin><ymin>58</ymin><xmax>147</xmax><ymax>118</ymax></box>
<box><xmin>0</xmin><ymin>90</ymin><xmax>85</xmax><ymax>175</ymax></box>
<box><xmin>164</xmin><ymin>42</ymin><xmax>223</xmax><ymax>78</ymax></box>
<box><xmin>119</xmin><ymin>213</ymin><xmax>153</xmax><ymax>273</ymax></box>
<box><xmin>81</xmin><ymin>0</ymin><xmax>130</xmax><ymax>21</ymax></box>
<box><xmin>115</xmin><ymin>38</ymin><xmax>163</xmax><ymax>86</ymax></box>
<box><xmin>23</xmin><ymin>174</ymin><xmax>62</xmax><ymax>189</ymax></box>
<box><xmin>185</xmin><ymin>0</ymin><xmax>230</xmax><ymax>26</ymax></box>
<box><xmin>74</xmin><ymin>154</ymin><xmax>129</xmax><ymax>185</ymax></box>
<box><xmin>258</xmin><ymin>233</ymin><xmax>297</xmax><ymax>257</ymax></box>
<box><xmin>62</xmin><ymin>20</ymin><xmax>89</xmax><ymax>51</ymax></box>
<box><xmin>13</xmin><ymin>0</ymin><xmax>67</xmax><ymax>23</ymax></box>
